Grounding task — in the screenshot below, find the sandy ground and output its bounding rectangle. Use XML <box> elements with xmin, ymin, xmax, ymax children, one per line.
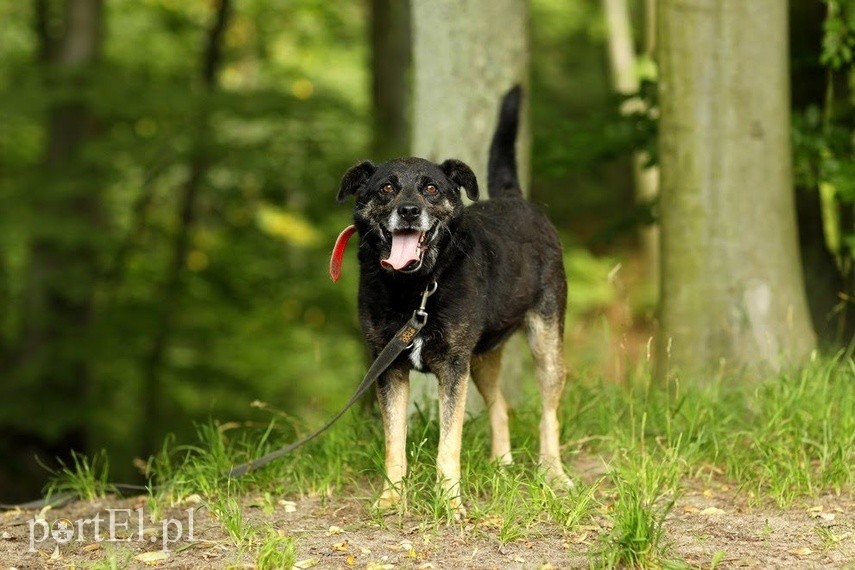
<box><xmin>2</xmin><ymin>458</ymin><xmax>853</xmax><ymax>569</ymax></box>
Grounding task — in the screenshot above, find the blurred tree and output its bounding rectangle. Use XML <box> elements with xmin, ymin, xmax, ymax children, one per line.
<box><xmin>22</xmin><ymin>0</ymin><xmax>104</xmax><ymax>452</ymax></box>
<box><xmin>411</xmin><ymin>0</ymin><xmax>529</xmax><ymax>410</ymax></box>
<box><xmin>657</xmin><ymin>0</ymin><xmax>816</xmax><ymax>378</ymax></box>
<box><xmin>141</xmin><ymin>0</ymin><xmax>232</xmax><ymax>457</ymax></box>
<box><xmin>370</xmin><ymin>0</ymin><xmax>411</xmax><ymax>160</ymax></box>
<box><xmin>602</xmin><ymin>0</ymin><xmax>659</xmax><ymax>292</ymax></box>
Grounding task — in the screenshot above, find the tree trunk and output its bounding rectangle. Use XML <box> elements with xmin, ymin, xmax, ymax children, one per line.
<box><xmin>370</xmin><ymin>0</ymin><xmax>411</xmax><ymax>161</ymax></box>
<box><xmin>141</xmin><ymin>0</ymin><xmax>231</xmax><ymax>456</ymax></box>
<box><xmin>657</xmin><ymin>0</ymin><xmax>816</xmax><ymax>378</ymax></box>
<box><xmin>411</xmin><ymin>0</ymin><xmax>529</xmax><ymax>192</ymax></box>
<box><xmin>603</xmin><ymin>0</ymin><xmax>660</xmax><ymax>293</ymax></box>
<box><xmin>411</xmin><ymin>0</ymin><xmax>530</xmax><ymax>411</ymax></box>
<box><xmin>20</xmin><ymin>0</ymin><xmax>104</xmax><ymax>448</ymax></box>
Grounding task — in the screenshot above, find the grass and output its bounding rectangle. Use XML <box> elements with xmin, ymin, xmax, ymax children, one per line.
<box><xmin>45</xmin><ymin>449</ymin><xmax>116</xmax><ymax>502</ymax></box>
<box><xmin>48</xmin><ymin>354</ymin><xmax>855</xmax><ymax>567</ymax></box>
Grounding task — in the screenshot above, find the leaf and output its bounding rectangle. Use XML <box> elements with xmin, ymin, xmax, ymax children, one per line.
<box><xmin>789</xmin><ymin>547</ymin><xmax>813</xmax><ymax>556</ymax></box>
<box><xmin>294</xmin><ymin>557</ymin><xmax>320</xmax><ymax>569</ymax></box>
<box><xmin>326</xmin><ymin>525</ymin><xmax>344</xmax><ymax>536</ymax></box>
<box><xmin>699</xmin><ymin>507</ymin><xmax>725</xmax><ymax>516</ymax></box>
<box><xmin>134</xmin><ymin>551</ymin><xmax>170</xmax><ymax>564</ymax></box>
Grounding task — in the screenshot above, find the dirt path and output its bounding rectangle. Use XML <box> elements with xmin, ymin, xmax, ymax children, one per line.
<box><xmin>2</xmin><ymin>480</ymin><xmax>853</xmax><ymax>569</ymax></box>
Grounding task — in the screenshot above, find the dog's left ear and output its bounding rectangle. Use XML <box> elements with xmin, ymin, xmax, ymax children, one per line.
<box><xmin>337</xmin><ymin>160</ymin><xmax>376</xmax><ymax>203</ymax></box>
<box><xmin>440</xmin><ymin>159</ymin><xmax>479</xmax><ymax>201</ymax></box>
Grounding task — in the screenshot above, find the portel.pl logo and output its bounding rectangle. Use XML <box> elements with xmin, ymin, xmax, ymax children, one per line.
<box><xmin>28</xmin><ymin>508</ymin><xmax>195</xmax><ymax>552</ymax></box>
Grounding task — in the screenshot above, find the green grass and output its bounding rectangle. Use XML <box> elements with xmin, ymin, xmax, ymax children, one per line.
<box><xmin>49</xmin><ymin>355</ymin><xmax>855</xmax><ymax>566</ymax></box>
<box><xmin>45</xmin><ymin>449</ymin><xmax>116</xmax><ymax>502</ymax></box>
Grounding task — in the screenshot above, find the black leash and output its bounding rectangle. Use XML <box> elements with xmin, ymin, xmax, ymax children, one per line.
<box><xmin>229</xmin><ymin>280</ymin><xmax>437</xmax><ymax>477</ymax></box>
<box><xmin>1</xmin><ymin>281</ymin><xmax>437</xmax><ymax>510</ymax></box>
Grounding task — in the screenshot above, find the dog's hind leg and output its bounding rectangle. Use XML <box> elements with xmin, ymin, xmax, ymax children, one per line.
<box><xmin>435</xmin><ymin>358</ymin><xmax>470</xmax><ymax>518</ymax></box>
<box><xmin>471</xmin><ymin>346</ymin><xmax>512</xmax><ymax>465</ymax></box>
<box><xmin>525</xmin><ymin>311</ymin><xmax>573</xmax><ymax>487</ymax></box>
<box><xmin>376</xmin><ymin>365</ymin><xmax>410</xmax><ymax>509</ymax></box>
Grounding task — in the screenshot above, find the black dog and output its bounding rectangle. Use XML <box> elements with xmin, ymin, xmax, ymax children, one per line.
<box><xmin>336</xmin><ymin>86</ymin><xmax>570</xmax><ymax>514</ymax></box>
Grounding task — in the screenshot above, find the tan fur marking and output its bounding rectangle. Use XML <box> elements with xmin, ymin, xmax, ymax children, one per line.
<box><xmin>376</xmin><ymin>368</ymin><xmax>410</xmax><ymax>508</ymax></box>
<box><xmin>525</xmin><ymin>312</ymin><xmax>572</xmax><ymax>486</ymax></box>
<box><xmin>436</xmin><ymin>367</ymin><xmax>469</xmax><ymax>513</ymax></box>
<box><xmin>471</xmin><ymin>346</ymin><xmax>512</xmax><ymax>465</ymax></box>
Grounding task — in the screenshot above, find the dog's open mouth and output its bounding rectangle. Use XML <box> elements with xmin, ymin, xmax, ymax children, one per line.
<box><xmin>381</xmin><ymin>229</ymin><xmax>427</xmax><ymax>272</ymax></box>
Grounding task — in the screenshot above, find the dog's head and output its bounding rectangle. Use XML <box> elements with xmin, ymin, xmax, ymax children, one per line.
<box><xmin>337</xmin><ymin>157</ymin><xmax>478</xmax><ymax>274</ymax></box>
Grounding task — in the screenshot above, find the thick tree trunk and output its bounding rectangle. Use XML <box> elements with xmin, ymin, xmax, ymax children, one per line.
<box><xmin>657</xmin><ymin>0</ymin><xmax>816</xmax><ymax>378</ymax></box>
<box><xmin>370</xmin><ymin>0</ymin><xmax>411</xmax><ymax>161</ymax></box>
<box><xmin>411</xmin><ymin>0</ymin><xmax>529</xmax><ymax>192</ymax></box>
<box><xmin>411</xmin><ymin>0</ymin><xmax>530</xmax><ymax>410</ymax></box>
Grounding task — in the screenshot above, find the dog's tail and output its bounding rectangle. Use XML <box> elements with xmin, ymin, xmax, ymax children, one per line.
<box><xmin>487</xmin><ymin>84</ymin><xmax>523</xmax><ymax>199</ymax></box>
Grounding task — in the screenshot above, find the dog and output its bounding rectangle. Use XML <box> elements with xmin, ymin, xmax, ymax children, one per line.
<box><xmin>335</xmin><ymin>86</ymin><xmax>570</xmax><ymax>515</ymax></box>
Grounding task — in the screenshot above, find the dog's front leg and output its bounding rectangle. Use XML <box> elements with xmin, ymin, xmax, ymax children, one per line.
<box><xmin>376</xmin><ymin>365</ymin><xmax>410</xmax><ymax>509</ymax></box>
<box><xmin>435</xmin><ymin>359</ymin><xmax>470</xmax><ymax>518</ymax></box>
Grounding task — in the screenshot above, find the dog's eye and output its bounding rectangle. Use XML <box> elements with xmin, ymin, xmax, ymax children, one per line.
<box><xmin>424</xmin><ymin>184</ymin><xmax>438</xmax><ymax>196</ymax></box>
<box><xmin>380</xmin><ymin>184</ymin><xmax>395</xmax><ymax>195</ymax></box>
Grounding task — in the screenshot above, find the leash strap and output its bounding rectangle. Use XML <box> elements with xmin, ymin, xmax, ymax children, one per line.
<box><xmin>227</xmin><ymin>280</ymin><xmax>437</xmax><ymax>478</ymax></box>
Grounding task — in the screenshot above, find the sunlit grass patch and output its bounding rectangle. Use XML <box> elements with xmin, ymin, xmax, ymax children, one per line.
<box><xmin>46</xmin><ymin>449</ymin><xmax>116</xmax><ymax>503</ymax></box>
<box><xmin>46</xmin><ymin>355</ymin><xmax>855</xmax><ymax>565</ymax></box>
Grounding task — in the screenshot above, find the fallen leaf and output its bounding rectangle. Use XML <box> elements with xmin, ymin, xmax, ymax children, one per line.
<box><xmin>346</xmin><ymin>555</ymin><xmax>357</xmax><ymax>566</ymax></box>
<box><xmin>294</xmin><ymin>557</ymin><xmax>320</xmax><ymax>569</ymax></box>
<box><xmin>700</xmin><ymin>507</ymin><xmax>725</xmax><ymax>516</ymax></box>
<box><xmin>1</xmin><ymin>531</ymin><xmax>11</xmax><ymax>540</ymax></box>
<box><xmin>366</xmin><ymin>564</ymin><xmax>395</xmax><ymax>570</ymax></box>
<box><xmin>82</xmin><ymin>543</ymin><xmax>101</xmax><ymax>552</ymax></box>
<box><xmin>789</xmin><ymin>547</ymin><xmax>813</xmax><ymax>556</ymax></box>
<box><xmin>683</xmin><ymin>505</ymin><xmax>699</xmax><ymax>513</ymax></box>
<box><xmin>360</xmin><ymin>547</ymin><xmax>372</xmax><ymax>554</ymax></box>
<box><xmin>326</xmin><ymin>525</ymin><xmax>344</xmax><ymax>536</ymax></box>
<box><xmin>279</xmin><ymin>500</ymin><xmax>297</xmax><ymax>513</ymax></box>
<box><xmin>333</xmin><ymin>540</ymin><xmax>350</xmax><ymax>552</ymax></box>
<box><xmin>134</xmin><ymin>551</ymin><xmax>170</xmax><ymax>565</ymax></box>
<box><xmin>807</xmin><ymin>506</ymin><xmax>823</xmax><ymax>514</ymax></box>
<box><xmin>702</xmin><ymin>489</ymin><xmax>715</xmax><ymax>498</ymax></box>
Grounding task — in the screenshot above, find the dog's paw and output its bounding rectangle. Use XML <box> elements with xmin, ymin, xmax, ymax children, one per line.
<box><xmin>373</xmin><ymin>487</ymin><xmax>403</xmax><ymax>511</ymax></box>
<box><xmin>447</xmin><ymin>497</ymin><xmax>468</xmax><ymax>522</ymax></box>
<box><xmin>540</xmin><ymin>465</ymin><xmax>575</xmax><ymax>491</ymax></box>
<box><xmin>492</xmin><ymin>452</ymin><xmax>513</xmax><ymax>467</ymax></box>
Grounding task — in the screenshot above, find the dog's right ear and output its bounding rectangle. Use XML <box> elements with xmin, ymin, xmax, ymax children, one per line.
<box><xmin>337</xmin><ymin>161</ymin><xmax>376</xmax><ymax>203</ymax></box>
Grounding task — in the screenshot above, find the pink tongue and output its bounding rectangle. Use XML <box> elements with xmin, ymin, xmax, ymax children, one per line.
<box><xmin>381</xmin><ymin>231</ymin><xmax>422</xmax><ymax>270</ymax></box>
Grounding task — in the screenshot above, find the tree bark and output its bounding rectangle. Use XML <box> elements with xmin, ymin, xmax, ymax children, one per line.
<box><xmin>411</xmin><ymin>0</ymin><xmax>530</xmax><ymax>410</ymax></box>
<box><xmin>657</xmin><ymin>0</ymin><xmax>816</xmax><ymax>378</ymax></box>
<box><xmin>370</xmin><ymin>0</ymin><xmax>411</xmax><ymax>161</ymax></box>
<box><xmin>411</xmin><ymin>0</ymin><xmax>529</xmax><ymax>192</ymax></box>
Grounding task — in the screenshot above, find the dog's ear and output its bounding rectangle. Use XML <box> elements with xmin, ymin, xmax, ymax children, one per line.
<box><xmin>440</xmin><ymin>159</ymin><xmax>479</xmax><ymax>201</ymax></box>
<box><xmin>337</xmin><ymin>161</ymin><xmax>376</xmax><ymax>203</ymax></box>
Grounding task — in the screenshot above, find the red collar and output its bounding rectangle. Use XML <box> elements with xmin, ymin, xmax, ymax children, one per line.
<box><xmin>329</xmin><ymin>225</ymin><xmax>356</xmax><ymax>282</ymax></box>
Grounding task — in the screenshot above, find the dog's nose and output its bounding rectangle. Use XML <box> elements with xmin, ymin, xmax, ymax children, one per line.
<box><xmin>397</xmin><ymin>204</ymin><xmax>421</xmax><ymax>221</ymax></box>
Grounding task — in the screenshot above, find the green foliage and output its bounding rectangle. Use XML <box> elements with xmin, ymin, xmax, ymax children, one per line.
<box><xmin>793</xmin><ymin>0</ymin><xmax>855</xmax><ymax>310</ymax></box>
<box><xmin>0</xmin><ymin>0</ymin><xmax>370</xmax><ymax>490</ymax></box>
